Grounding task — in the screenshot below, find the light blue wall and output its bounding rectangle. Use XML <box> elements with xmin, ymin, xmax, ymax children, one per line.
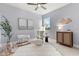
<box><xmin>43</xmin><ymin>3</ymin><xmax>79</xmax><ymax>46</ymax></box>
<box><xmin>1</xmin><ymin>3</ymin><xmax>79</xmax><ymax>47</ymax></box>
<box><xmin>0</xmin><ymin>3</ymin><xmax>42</xmax><ymax>42</ymax></box>
<box><xmin>0</xmin><ymin>29</ymin><xmax>1</xmax><ymax>43</ymax></box>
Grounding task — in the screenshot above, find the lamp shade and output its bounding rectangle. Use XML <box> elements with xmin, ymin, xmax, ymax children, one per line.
<box><xmin>39</xmin><ymin>26</ymin><xmax>45</xmax><ymax>31</ymax></box>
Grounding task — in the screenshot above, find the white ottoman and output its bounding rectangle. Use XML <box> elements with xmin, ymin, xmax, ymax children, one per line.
<box><xmin>31</xmin><ymin>39</ymin><xmax>43</xmax><ymax>46</ymax></box>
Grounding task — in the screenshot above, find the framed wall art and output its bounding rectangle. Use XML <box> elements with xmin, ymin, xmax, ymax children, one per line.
<box><xmin>42</xmin><ymin>17</ymin><xmax>51</xmax><ymax>30</ymax></box>
<box><xmin>27</xmin><ymin>19</ymin><xmax>34</xmax><ymax>30</ymax></box>
<box><xmin>18</xmin><ymin>18</ymin><xmax>34</xmax><ymax>30</ymax></box>
<box><xmin>18</xmin><ymin>18</ymin><xmax>27</xmax><ymax>30</ymax></box>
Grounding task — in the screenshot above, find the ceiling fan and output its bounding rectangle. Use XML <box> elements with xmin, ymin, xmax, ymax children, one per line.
<box><xmin>27</xmin><ymin>3</ymin><xmax>47</xmax><ymax>11</ymax></box>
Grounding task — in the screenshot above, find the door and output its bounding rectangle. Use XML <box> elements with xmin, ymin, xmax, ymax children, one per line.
<box><xmin>57</xmin><ymin>32</ymin><xmax>63</xmax><ymax>43</ymax></box>
<box><xmin>63</xmin><ymin>32</ymin><xmax>71</xmax><ymax>46</ymax></box>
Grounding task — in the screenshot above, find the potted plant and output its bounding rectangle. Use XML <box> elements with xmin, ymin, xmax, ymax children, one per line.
<box><xmin>0</xmin><ymin>16</ymin><xmax>12</xmax><ymax>55</ymax></box>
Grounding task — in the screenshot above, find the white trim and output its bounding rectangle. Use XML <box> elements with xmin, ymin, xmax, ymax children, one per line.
<box><xmin>73</xmin><ymin>44</ymin><xmax>79</xmax><ymax>48</ymax></box>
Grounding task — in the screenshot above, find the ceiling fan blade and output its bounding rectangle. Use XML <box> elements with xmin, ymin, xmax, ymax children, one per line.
<box><xmin>27</xmin><ymin>3</ymin><xmax>37</xmax><ymax>5</ymax></box>
<box><xmin>35</xmin><ymin>6</ymin><xmax>38</xmax><ymax>11</ymax></box>
<box><xmin>41</xmin><ymin>6</ymin><xmax>47</xmax><ymax>10</ymax></box>
<box><xmin>39</xmin><ymin>3</ymin><xmax>47</xmax><ymax>5</ymax></box>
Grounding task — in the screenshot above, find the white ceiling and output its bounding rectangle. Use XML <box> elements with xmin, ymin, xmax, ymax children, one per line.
<box><xmin>7</xmin><ymin>3</ymin><xmax>69</xmax><ymax>15</ymax></box>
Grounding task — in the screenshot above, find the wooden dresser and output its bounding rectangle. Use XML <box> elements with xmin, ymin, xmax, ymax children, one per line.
<box><xmin>56</xmin><ymin>31</ymin><xmax>73</xmax><ymax>47</ymax></box>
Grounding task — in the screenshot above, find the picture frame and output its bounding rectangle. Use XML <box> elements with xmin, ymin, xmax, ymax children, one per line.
<box><xmin>27</xmin><ymin>19</ymin><xmax>34</xmax><ymax>30</ymax></box>
<box><xmin>18</xmin><ymin>18</ymin><xmax>34</xmax><ymax>30</ymax></box>
<box><xmin>42</xmin><ymin>17</ymin><xmax>51</xmax><ymax>30</ymax></box>
<box><xmin>18</xmin><ymin>18</ymin><xmax>27</xmax><ymax>30</ymax></box>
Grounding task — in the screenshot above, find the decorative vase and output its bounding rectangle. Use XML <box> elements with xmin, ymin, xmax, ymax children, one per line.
<box><xmin>5</xmin><ymin>42</ymin><xmax>14</xmax><ymax>55</ymax></box>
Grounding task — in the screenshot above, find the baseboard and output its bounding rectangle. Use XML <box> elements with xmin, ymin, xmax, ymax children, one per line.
<box><xmin>73</xmin><ymin>44</ymin><xmax>79</xmax><ymax>48</ymax></box>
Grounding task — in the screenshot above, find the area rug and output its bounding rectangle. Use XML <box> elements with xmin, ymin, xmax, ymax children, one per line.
<box><xmin>12</xmin><ymin>43</ymin><xmax>61</xmax><ymax>56</ymax></box>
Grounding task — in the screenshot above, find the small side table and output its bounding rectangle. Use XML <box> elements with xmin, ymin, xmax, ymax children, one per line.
<box><xmin>45</xmin><ymin>36</ymin><xmax>48</xmax><ymax>42</ymax></box>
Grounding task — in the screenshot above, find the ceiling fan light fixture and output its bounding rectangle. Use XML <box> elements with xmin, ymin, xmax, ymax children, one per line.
<box><xmin>38</xmin><ymin>4</ymin><xmax>41</xmax><ymax>7</ymax></box>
